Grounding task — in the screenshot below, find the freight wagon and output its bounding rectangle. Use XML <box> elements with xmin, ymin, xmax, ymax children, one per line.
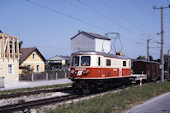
<box><xmin>132</xmin><ymin>60</ymin><xmax>161</xmax><ymax>81</ymax></box>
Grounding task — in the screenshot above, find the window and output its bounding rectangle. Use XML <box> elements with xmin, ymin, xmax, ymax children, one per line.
<box><xmin>106</xmin><ymin>59</ymin><xmax>111</xmax><ymax>66</ymax></box>
<box><xmin>98</xmin><ymin>57</ymin><xmax>101</xmax><ymax>66</ymax></box>
<box><xmin>8</xmin><ymin>64</ymin><xmax>13</xmax><ymax>74</ymax></box>
<box><xmin>123</xmin><ymin>61</ymin><xmax>126</xmax><ymax>66</ymax></box>
<box><xmin>36</xmin><ymin>65</ymin><xmax>40</xmax><ymax>72</ymax></box>
<box><xmin>72</xmin><ymin>56</ymin><xmax>79</xmax><ymax>66</ymax></box>
<box><xmin>81</xmin><ymin>56</ymin><xmax>91</xmax><ymax>66</ymax></box>
<box><xmin>32</xmin><ymin>54</ymin><xmax>35</xmax><ymax>59</ymax></box>
<box><xmin>9</xmin><ymin>41</ymin><xmax>12</xmax><ymax>53</ymax></box>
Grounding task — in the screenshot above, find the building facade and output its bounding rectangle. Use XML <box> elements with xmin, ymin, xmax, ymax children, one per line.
<box><xmin>46</xmin><ymin>55</ymin><xmax>70</xmax><ymax>71</ymax></box>
<box><xmin>19</xmin><ymin>47</ymin><xmax>46</xmax><ymax>74</ymax></box>
<box><xmin>71</xmin><ymin>31</ymin><xmax>111</xmax><ymax>53</ymax></box>
<box><xmin>0</xmin><ymin>33</ymin><xmax>20</xmax><ymax>80</ymax></box>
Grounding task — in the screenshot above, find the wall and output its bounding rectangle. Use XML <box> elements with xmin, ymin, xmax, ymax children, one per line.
<box><xmin>0</xmin><ymin>34</ymin><xmax>20</xmax><ymax>81</ymax></box>
<box><xmin>95</xmin><ymin>38</ymin><xmax>110</xmax><ymax>53</ymax></box>
<box><xmin>0</xmin><ymin>59</ymin><xmax>19</xmax><ymax>80</ymax></box>
<box><xmin>20</xmin><ymin>51</ymin><xmax>45</xmax><ymax>73</ymax></box>
<box><xmin>71</xmin><ymin>34</ymin><xmax>95</xmax><ymax>53</ymax></box>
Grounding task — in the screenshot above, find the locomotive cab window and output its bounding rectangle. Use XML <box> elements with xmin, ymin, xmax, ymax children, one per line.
<box><xmin>106</xmin><ymin>59</ymin><xmax>111</xmax><ymax>66</ymax></box>
<box><xmin>98</xmin><ymin>57</ymin><xmax>101</xmax><ymax>66</ymax></box>
<box><xmin>81</xmin><ymin>56</ymin><xmax>91</xmax><ymax>66</ymax></box>
<box><xmin>123</xmin><ymin>61</ymin><xmax>126</xmax><ymax>66</ymax></box>
<box><xmin>72</xmin><ymin>56</ymin><xmax>79</xmax><ymax>66</ymax></box>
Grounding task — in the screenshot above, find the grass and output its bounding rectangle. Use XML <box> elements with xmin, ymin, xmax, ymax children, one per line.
<box><xmin>45</xmin><ymin>81</ymin><xmax>170</xmax><ymax>113</ymax></box>
<box><xmin>0</xmin><ymin>83</ymin><xmax>72</xmax><ymax>95</ymax></box>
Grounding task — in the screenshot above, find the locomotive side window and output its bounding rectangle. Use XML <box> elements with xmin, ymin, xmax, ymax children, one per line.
<box><xmin>123</xmin><ymin>61</ymin><xmax>126</xmax><ymax>66</ymax></box>
<box><xmin>98</xmin><ymin>57</ymin><xmax>101</xmax><ymax>66</ymax></box>
<box><xmin>72</xmin><ymin>56</ymin><xmax>79</xmax><ymax>66</ymax></box>
<box><xmin>106</xmin><ymin>59</ymin><xmax>111</xmax><ymax>66</ymax></box>
<box><xmin>81</xmin><ymin>56</ymin><xmax>91</xmax><ymax>66</ymax></box>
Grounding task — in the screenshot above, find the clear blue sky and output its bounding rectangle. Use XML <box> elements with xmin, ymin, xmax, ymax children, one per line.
<box><xmin>1</xmin><ymin>0</ymin><xmax>170</xmax><ymax>59</ymax></box>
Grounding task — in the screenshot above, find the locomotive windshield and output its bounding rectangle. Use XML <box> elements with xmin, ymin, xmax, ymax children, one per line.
<box><xmin>72</xmin><ymin>56</ymin><xmax>79</xmax><ymax>66</ymax></box>
<box><xmin>81</xmin><ymin>56</ymin><xmax>91</xmax><ymax>66</ymax></box>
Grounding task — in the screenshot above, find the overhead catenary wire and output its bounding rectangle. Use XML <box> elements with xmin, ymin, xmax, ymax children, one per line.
<box><xmin>76</xmin><ymin>0</ymin><xmax>147</xmax><ymax>46</ymax></box>
<box><xmin>77</xmin><ymin>0</ymin><xmax>143</xmax><ymax>39</ymax></box>
<box><xmin>27</xmin><ymin>0</ymin><xmax>109</xmax><ymax>32</ymax></box>
<box><xmin>99</xmin><ymin>0</ymin><xmax>146</xmax><ymax>34</ymax></box>
<box><xmin>27</xmin><ymin>0</ymin><xmax>146</xmax><ymax>47</ymax></box>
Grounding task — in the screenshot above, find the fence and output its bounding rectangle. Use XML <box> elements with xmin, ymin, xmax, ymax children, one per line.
<box><xmin>0</xmin><ymin>77</ymin><xmax>4</xmax><ymax>88</ymax></box>
<box><xmin>19</xmin><ymin>71</ymin><xmax>70</xmax><ymax>81</ymax></box>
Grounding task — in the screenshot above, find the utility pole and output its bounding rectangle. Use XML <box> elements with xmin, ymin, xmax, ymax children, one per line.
<box><xmin>147</xmin><ymin>39</ymin><xmax>149</xmax><ymax>61</ymax></box>
<box><xmin>153</xmin><ymin>5</ymin><xmax>170</xmax><ymax>83</ymax></box>
<box><xmin>168</xmin><ymin>49</ymin><xmax>170</xmax><ymax>77</ymax></box>
<box><xmin>147</xmin><ymin>37</ymin><xmax>153</xmax><ymax>61</ymax></box>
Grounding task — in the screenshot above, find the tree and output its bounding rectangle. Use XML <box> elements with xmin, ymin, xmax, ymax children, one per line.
<box><xmin>137</xmin><ymin>56</ymin><xmax>146</xmax><ymax>60</ymax></box>
<box><xmin>0</xmin><ymin>30</ymin><xmax>3</xmax><ymax>33</ymax></box>
<box><xmin>149</xmin><ymin>56</ymin><xmax>153</xmax><ymax>61</ymax></box>
<box><xmin>22</xmin><ymin>65</ymin><xmax>34</xmax><ymax>74</ymax></box>
<box><xmin>156</xmin><ymin>58</ymin><xmax>160</xmax><ymax>62</ymax></box>
<box><xmin>19</xmin><ymin>41</ymin><xmax>23</xmax><ymax>50</ymax></box>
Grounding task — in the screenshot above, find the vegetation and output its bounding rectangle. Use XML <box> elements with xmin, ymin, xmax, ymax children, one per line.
<box><xmin>21</xmin><ymin>65</ymin><xmax>34</xmax><ymax>74</ymax></box>
<box><xmin>46</xmin><ymin>81</ymin><xmax>170</xmax><ymax>113</ymax></box>
<box><xmin>0</xmin><ymin>83</ymin><xmax>72</xmax><ymax>95</ymax></box>
<box><xmin>136</xmin><ymin>55</ymin><xmax>160</xmax><ymax>62</ymax></box>
<box><xmin>137</xmin><ymin>56</ymin><xmax>146</xmax><ymax>60</ymax></box>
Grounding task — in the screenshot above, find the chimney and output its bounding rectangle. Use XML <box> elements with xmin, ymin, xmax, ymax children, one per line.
<box><xmin>78</xmin><ymin>30</ymin><xmax>81</xmax><ymax>33</ymax></box>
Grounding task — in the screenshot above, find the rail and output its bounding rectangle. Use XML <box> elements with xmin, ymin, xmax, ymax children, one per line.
<box><xmin>0</xmin><ymin>94</ymin><xmax>81</xmax><ymax>113</ymax></box>
<box><xmin>0</xmin><ymin>86</ymin><xmax>72</xmax><ymax>99</ymax></box>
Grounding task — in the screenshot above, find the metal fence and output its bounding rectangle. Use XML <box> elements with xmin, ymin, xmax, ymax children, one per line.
<box><xmin>19</xmin><ymin>71</ymin><xmax>70</xmax><ymax>81</ymax></box>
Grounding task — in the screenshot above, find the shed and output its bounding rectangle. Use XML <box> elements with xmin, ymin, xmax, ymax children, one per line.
<box><xmin>71</xmin><ymin>31</ymin><xmax>111</xmax><ymax>53</ymax></box>
<box><xmin>46</xmin><ymin>55</ymin><xmax>70</xmax><ymax>71</ymax></box>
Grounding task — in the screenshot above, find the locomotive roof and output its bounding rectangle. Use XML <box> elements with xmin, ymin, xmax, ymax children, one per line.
<box><xmin>71</xmin><ymin>51</ymin><xmax>130</xmax><ymax>59</ymax></box>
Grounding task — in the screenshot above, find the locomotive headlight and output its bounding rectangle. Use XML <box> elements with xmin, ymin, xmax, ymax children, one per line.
<box><xmin>83</xmin><ymin>70</ymin><xmax>89</xmax><ymax>75</ymax></box>
<box><xmin>71</xmin><ymin>70</ymin><xmax>75</xmax><ymax>74</ymax></box>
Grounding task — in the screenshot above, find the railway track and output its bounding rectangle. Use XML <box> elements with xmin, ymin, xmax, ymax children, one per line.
<box><xmin>0</xmin><ymin>81</ymin><xmax>155</xmax><ymax>113</ymax></box>
<box><xmin>0</xmin><ymin>85</ymin><xmax>130</xmax><ymax>113</ymax></box>
<box><xmin>0</xmin><ymin>94</ymin><xmax>82</xmax><ymax>113</ymax></box>
<box><xmin>0</xmin><ymin>86</ymin><xmax>72</xmax><ymax>99</ymax></box>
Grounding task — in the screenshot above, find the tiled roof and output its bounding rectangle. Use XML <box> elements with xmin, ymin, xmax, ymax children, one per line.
<box><xmin>71</xmin><ymin>31</ymin><xmax>110</xmax><ymax>40</ymax></box>
<box><xmin>20</xmin><ymin>47</ymin><xmax>46</xmax><ymax>64</ymax></box>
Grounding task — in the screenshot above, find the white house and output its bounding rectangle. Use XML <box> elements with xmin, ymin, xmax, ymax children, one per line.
<box><xmin>71</xmin><ymin>31</ymin><xmax>111</xmax><ymax>53</ymax></box>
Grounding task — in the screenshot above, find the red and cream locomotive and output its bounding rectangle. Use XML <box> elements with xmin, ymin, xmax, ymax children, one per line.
<box><xmin>69</xmin><ymin>51</ymin><xmax>131</xmax><ymax>93</ymax></box>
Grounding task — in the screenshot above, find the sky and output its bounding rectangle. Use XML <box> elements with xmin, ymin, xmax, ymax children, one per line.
<box><xmin>1</xmin><ymin>0</ymin><xmax>170</xmax><ymax>60</ymax></box>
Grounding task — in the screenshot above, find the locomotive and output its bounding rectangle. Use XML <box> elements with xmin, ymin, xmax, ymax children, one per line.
<box><xmin>69</xmin><ymin>51</ymin><xmax>132</xmax><ymax>93</ymax></box>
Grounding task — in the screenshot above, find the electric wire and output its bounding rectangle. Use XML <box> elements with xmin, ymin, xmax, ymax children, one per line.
<box><xmin>27</xmin><ymin>0</ymin><xmax>146</xmax><ymax>47</ymax></box>
<box><xmin>77</xmin><ymin>0</ymin><xmax>143</xmax><ymax>39</ymax></box>
<box><xmin>27</xmin><ymin>0</ymin><xmax>109</xmax><ymax>32</ymax></box>
<box><xmin>99</xmin><ymin>0</ymin><xmax>146</xmax><ymax>34</ymax></box>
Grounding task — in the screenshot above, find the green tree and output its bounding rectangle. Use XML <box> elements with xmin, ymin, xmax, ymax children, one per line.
<box><xmin>19</xmin><ymin>41</ymin><xmax>23</xmax><ymax>50</ymax></box>
<box><xmin>149</xmin><ymin>56</ymin><xmax>153</xmax><ymax>61</ymax></box>
<box><xmin>137</xmin><ymin>56</ymin><xmax>146</xmax><ymax>60</ymax></box>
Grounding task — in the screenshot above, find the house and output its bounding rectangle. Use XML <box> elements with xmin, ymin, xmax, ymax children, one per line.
<box><xmin>46</xmin><ymin>55</ymin><xmax>70</xmax><ymax>71</ymax></box>
<box><xmin>71</xmin><ymin>31</ymin><xmax>111</xmax><ymax>53</ymax></box>
<box><xmin>19</xmin><ymin>47</ymin><xmax>46</xmax><ymax>74</ymax></box>
<box><xmin>0</xmin><ymin>33</ymin><xmax>20</xmax><ymax>81</ymax></box>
